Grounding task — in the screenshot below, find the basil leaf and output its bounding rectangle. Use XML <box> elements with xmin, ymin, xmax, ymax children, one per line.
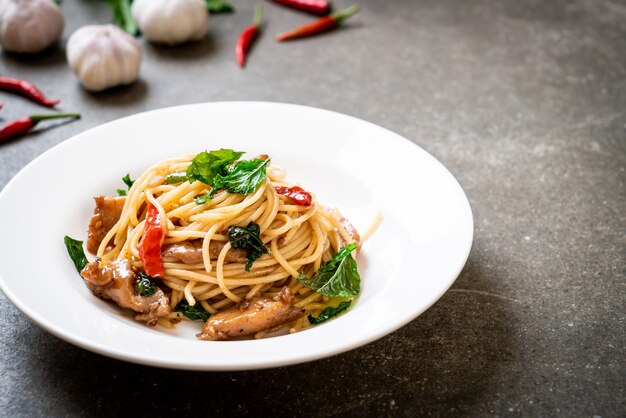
<box><xmin>227</xmin><ymin>221</ymin><xmax>270</xmax><ymax>271</ymax></box>
<box><xmin>117</xmin><ymin>173</ymin><xmax>134</xmax><ymax>196</ymax></box>
<box><xmin>186</xmin><ymin>149</ymin><xmax>244</xmax><ymax>186</ymax></box>
<box><xmin>175</xmin><ymin>300</ymin><xmax>211</xmax><ymax>322</ymax></box>
<box><xmin>308</xmin><ymin>301</ymin><xmax>352</xmax><ymax>325</ymax></box>
<box><xmin>206</xmin><ymin>0</ymin><xmax>234</xmax><ymax>13</ymax></box>
<box><xmin>135</xmin><ymin>272</ymin><xmax>157</xmax><ymax>297</ymax></box>
<box><xmin>195</xmin><ymin>194</ymin><xmax>211</xmax><ymax>205</ymax></box>
<box><xmin>186</xmin><ymin>150</ymin><xmax>268</xmax><ymax>200</ymax></box>
<box><xmin>122</xmin><ymin>173</ymin><xmax>134</xmax><ymax>188</ymax></box>
<box><xmin>213</xmin><ymin>158</ymin><xmax>269</xmax><ymax>196</ymax></box>
<box><xmin>64</xmin><ymin>236</ymin><xmax>88</xmax><ymax>273</ymax></box>
<box><xmin>164</xmin><ymin>172</ymin><xmax>188</xmax><ymax>185</ymax></box>
<box><xmin>297</xmin><ymin>243</ymin><xmax>360</xmax><ymax>297</ymax></box>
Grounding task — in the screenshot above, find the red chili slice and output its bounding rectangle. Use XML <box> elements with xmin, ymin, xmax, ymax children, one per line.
<box><xmin>275</xmin><ymin>186</ymin><xmax>312</xmax><ymax>206</ymax></box>
<box><xmin>138</xmin><ymin>203</ymin><xmax>165</xmax><ymax>277</ymax></box>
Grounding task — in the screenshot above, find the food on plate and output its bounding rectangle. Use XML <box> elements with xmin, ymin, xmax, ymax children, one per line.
<box><xmin>65</xmin><ymin>149</ymin><xmax>364</xmax><ymax>340</ymax></box>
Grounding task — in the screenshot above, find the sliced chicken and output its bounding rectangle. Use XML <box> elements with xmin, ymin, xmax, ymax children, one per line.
<box><xmin>162</xmin><ymin>240</ymin><xmax>247</xmax><ymax>264</ymax></box>
<box><xmin>87</xmin><ymin>196</ymin><xmax>126</xmax><ymax>254</ymax></box>
<box><xmin>81</xmin><ymin>259</ymin><xmax>170</xmax><ymax>325</ymax></box>
<box><xmin>197</xmin><ymin>287</ymin><xmax>305</xmax><ymax>341</ymax></box>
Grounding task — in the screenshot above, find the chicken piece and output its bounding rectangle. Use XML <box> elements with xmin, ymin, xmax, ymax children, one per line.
<box><xmin>81</xmin><ymin>259</ymin><xmax>170</xmax><ymax>325</ymax></box>
<box><xmin>197</xmin><ymin>287</ymin><xmax>305</xmax><ymax>341</ymax></box>
<box><xmin>87</xmin><ymin>196</ymin><xmax>126</xmax><ymax>254</ymax></box>
<box><xmin>162</xmin><ymin>240</ymin><xmax>247</xmax><ymax>264</ymax></box>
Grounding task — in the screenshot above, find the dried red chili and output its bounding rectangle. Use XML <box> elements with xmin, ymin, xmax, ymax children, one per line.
<box><xmin>0</xmin><ymin>76</ymin><xmax>60</xmax><ymax>108</ymax></box>
<box><xmin>276</xmin><ymin>5</ymin><xmax>359</xmax><ymax>41</ymax></box>
<box><xmin>270</xmin><ymin>0</ymin><xmax>329</xmax><ymax>15</ymax></box>
<box><xmin>236</xmin><ymin>3</ymin><xmax>264</xmax><ymax>67</ymax></box>
<box><xmin>138</xmin><ymin>203</ymin><xmax>165</xmax><ymax>277</ymax></box>
<box><xmin>275</xmin><ymin>186</ymin><xmax>312</xmax><ymax>206</ymax></box>
<box><xmin>0</xmin><ymin>113</ymin><xmax>80</xmax><ymax>142</ymax></box>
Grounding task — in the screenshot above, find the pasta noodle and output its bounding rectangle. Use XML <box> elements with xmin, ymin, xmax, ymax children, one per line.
<box><xmin>93</xmin><ymin>153</ymin><xmax>364</xmax><ymax>336</ymax></box>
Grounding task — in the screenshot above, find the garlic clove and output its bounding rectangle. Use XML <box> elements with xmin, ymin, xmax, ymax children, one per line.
<box><xmin>67</xmin><ymin>25</ymin><xmax>142</xmax><ymax>92</ymax></box>
<box><xmin>0</xmin><ymin>0</ymin><xmax>64</xmax><ymax>53</ymax></box>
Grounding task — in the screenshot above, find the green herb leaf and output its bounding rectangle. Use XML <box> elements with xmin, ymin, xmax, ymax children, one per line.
<box><xmin>164</xmin><ymin>172</ymin><xmax>188</xmax><ymax>185</ymax></box>
<box><xmin>187</xmin><ymin>150</ymin><xmax>267</xmax><ymax>203</ymax></box>
<box><xmin>206</xmin><ymin>0</ymin><xmax>234</xmax><ymax>13</ymax></box>
<box><xmin>186</xmin><ymin>149</ymin><xmax>244</xmax><ymax>186</ymax></box>
<box><xmin>195</xmin><ymin>194</ymin><xmax>211</xmax><ymax>205</ymax></box>
<box><xmin>117</xmin><ymin>173</ymin><xmax>134</xmax><ymax>196</ymax></box>
<box><xmin>135</xmin><ymin>272</ymin><xmax>157</xmax><ymax>297</ymax></box>
<box><xmin>227</xmin><ymin>221</ymin><xmax>270</xmax><ymax>271</ymax></box>
<box><xmin>175</xmin><ymin>300</ymin><xmax>211</xmax><ymax>322</ymax></box>
<box><xmin>64</xmin><ymin>236</ymin><xmax>88</xmax><ymax>273</ymax></box>
<box><xmin>212</xmin><ymin>158</ymin><xmax>269</xmax><ymax>196</ymax></box>
<box><xmin>122</xmin><ymin>173</ymin><xmax>134</xmax><ymax>188</ymax></box>
<box><xmin>308</xmin><ymin>301</ymin><xmax>352</xmax><ymax>325</ymax></box>
<box><xmin>297</xmin><ymin>243</ymin><xmax>360</xmax><ymax>297</ymax></box>
<box><xmin>105</xmin><ymin>0</ymin><xmax>139</xmax><ymax>36</ymax></box>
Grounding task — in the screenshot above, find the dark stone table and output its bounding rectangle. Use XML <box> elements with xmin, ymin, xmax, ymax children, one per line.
<box><xmin>1</xmin><ymin>0</ymin><xmax>624</xmax><ymax>416</ymax></box>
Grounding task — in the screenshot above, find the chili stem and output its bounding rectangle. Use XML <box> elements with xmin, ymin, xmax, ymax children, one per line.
<box><xmin>253</xmin><ymin>3</ymin><xmax>264</xmax><ymax>27</ymax></box>
<box><xmin>332</xmin><ymin>5</ymin><xmax>359</xmax><ymax>23</ymax></box>
<box><xmin>30</xmin><ymin>113</ymin><xmax>81</xmax><ymax>122</ymax></box>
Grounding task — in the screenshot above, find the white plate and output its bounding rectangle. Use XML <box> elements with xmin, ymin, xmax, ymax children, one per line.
<box><xmin>0</xmin><ymin>102</ymin><xmax>472</xmax><ymax>370</ymax></box>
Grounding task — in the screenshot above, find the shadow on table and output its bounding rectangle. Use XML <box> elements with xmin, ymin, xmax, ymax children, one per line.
<box><xmin>145</xmin><ymin>35</ymin><xmax>217</xmax><ymax>61</ymax></box>
<box><xmin>19</xmin><ymin>254</ymin><xmax>522</xmax><ymax>416</ymax></box>
<box><xmin>1</xmin><ymin>43</ymin><xmax>66</xmax><ymax>67</ymax></box>
<box><xmin>75</xmin><ymin>79</ymin><xmax>149</xmax><ymax>108</ymax></box>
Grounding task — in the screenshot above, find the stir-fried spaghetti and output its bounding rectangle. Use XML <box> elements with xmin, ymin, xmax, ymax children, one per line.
<box><xmin>81</xmin><ymin>151</ymin><xmax>364</xmax><ymax>338</ymax></box>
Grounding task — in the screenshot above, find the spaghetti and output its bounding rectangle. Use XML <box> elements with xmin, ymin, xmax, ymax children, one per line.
<box><xmin>84</xmin><ymin>151</ymin><xmax>365</xmax><ymax>339</ymax></box>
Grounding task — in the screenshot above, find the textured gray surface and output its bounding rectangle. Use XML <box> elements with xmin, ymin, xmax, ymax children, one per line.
<box><xmin>1</xmin><ymin>0</ymin><xmax>625</xmax><ymax>416</ymax></box>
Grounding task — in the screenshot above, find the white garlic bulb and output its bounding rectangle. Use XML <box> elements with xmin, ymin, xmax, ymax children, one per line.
<box><xmin>132</xmin><ymin>0</ymin><xmax>208</xmax><ymax>45</ymax></box>
<box><xmin>0</xmin><ymin>0</ymin><xmax>64</xmax><ymax>53</ymax></box>
<box><xmin>66</xmin><ymin>25</ymin><xmax>142</xmax><ymax>92</ymax></box>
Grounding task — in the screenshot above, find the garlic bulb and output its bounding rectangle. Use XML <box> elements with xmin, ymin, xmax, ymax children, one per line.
<box><xmin>132</xmin><ymin>0</ymin><xmax>208</xmax><ymax>45</ymax></box>
<box><xmin>0</xmin><ymin>0</ymin><xmax>64</xmax><ymax>53</ymax></box>
<box><xmin>67</xmin><ymin>25</ymin><xmax>142</xmax><ymax>92</ymax></box>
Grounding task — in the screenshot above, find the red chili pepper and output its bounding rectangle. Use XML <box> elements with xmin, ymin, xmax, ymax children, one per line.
<box><xmin>270</xmin><ymin>0</ymin><xmax>329</xmax><ymax>15</ymax></box>
<box><xmin>275</xmin><ymin>186</ymin><xmax>313</xmax><ymax>206</ymax></box>
<box><xmin>139</xmin><ymin>203</ymin><xmax>165</xmax><ymax>277</ymax></box>
<box><xmin>236</xmin><ymin>3</ymin><xmax>264</xmax><ymax>67</ymax></box>
<box><xmin>0</xmin><ymin>113</ymin><xmax>81</xmax><ymax>142</ymax></box>
<box><xmin>0</xmin><ymin>76</ymin><xmax>60</xmax><ymax>108</ymax></box>
<box><xmin>276</xmin><ymin>5</ymin><xmax>359</xmax><ymax>41</ymax></box>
